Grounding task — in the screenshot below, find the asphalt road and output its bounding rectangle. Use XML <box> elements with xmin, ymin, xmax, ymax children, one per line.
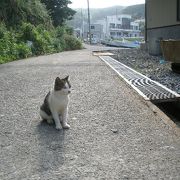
<box><xmin>0</xmin><ymin>47</ymin><xmax>180</xmax><ymax>179</ymax></box>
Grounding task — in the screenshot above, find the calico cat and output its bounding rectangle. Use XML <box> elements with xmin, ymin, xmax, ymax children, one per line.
<box><xmin>40</xmin><ymin>76</ymin><xmax>71</xmax><ymax>130</ymax></box>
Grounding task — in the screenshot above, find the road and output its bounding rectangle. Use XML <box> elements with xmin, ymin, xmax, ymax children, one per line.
<box><xmin>0</xmin><ymin>46</ymin><xmax>180</xmax><ymax>179</ymax></box>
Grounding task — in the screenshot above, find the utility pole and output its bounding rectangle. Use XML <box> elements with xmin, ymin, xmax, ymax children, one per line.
<box><xmin>87</xmin><ymin>0</ymin><xmax>91</xmax><ymax>44</ymax></box>
<box><xmin>81</xmin><ymin>8</ymin><xmax>83</xmax><ymax>40</ymax></box>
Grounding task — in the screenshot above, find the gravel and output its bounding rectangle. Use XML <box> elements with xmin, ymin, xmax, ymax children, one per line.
<box><xmin>109</xmin><ymin>49</ymin><xmax>180</xmax><ymax>94</ymax></box>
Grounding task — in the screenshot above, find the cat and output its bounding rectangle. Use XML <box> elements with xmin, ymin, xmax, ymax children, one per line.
<box><xmin>40</xmin><ymin>76</ymin><xmax>71</xmax><ymax>130</ymax></box>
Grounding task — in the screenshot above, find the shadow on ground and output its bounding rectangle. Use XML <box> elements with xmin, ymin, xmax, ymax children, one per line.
<box><xmin>34</xmin><ymin>120</ymin><xmax>66</xmax><ymax>173</ymax></box>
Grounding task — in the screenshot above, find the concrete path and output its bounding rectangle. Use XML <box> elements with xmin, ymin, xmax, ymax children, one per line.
<box><xmin>0</xmin><ymin>47</ymin><xmax>180</xmax><ymax>180</ymax></box>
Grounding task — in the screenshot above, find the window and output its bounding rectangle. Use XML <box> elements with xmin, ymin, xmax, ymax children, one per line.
<box><xmin>110</xmin><ymin>32</ymin><xmax>115</xmax><ymax>35</ymax></box>
<box><xmin>122</xmin><ymin>18</ymin><xmax>130</xmax><ymax>29</ymax></box>
<box><xmin>110</xmin><ymin>23</ymin><xmax>115</xmax><ymax>28</ymax></box>
<box><xmin>117</xmin><ymin>32</ymin><xmax>121</xmax><ymax>36</ymax></box>
<box><xmin>117</xmin><ymin>24</ymin><xmax>121</xmax><ymax>29</ymax></box>
<box><xmin>177</xmin><ymin>0</ymin><xmax>180</xmax><ymax>21</ymax></box>
<box><xmin>91</xmin><ymin>26</ymin><xmax>95</xmax><ymax>29</ymax></box>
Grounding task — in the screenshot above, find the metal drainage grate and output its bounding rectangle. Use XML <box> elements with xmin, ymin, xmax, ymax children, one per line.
<box><xmin>99</xmin><ymin>56</ymin><xmax>180</xmax><ymax>102</ymax></box>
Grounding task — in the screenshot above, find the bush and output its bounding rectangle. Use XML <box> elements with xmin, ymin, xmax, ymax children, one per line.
<box><xmin>0</xmin><ymin>23</ymin><xmax>82</xmax><ymax>64</ymax></box>
<box><xmin>0</xmin><ymin>23</ymin><xmax>7</xmax><ymax>39</ymax></box>
<box><xmin>0</xmin><ymin>23</ymin><xmax>32</xmax><ymax>63</ymax></box>
<box><xmin>52</xmin><ymin>26</ymin><xmax>82</xmax><ymax>52</ymax></box>
<box><xmin>63</xmin><ymin>34</ymin><xmax>82</xmax><ymax>50</ymax></box>
<box><xmin>53</xmin><ymin>38</ymin><xmax>64</xmax><ymax>52</ymax></box>
<box><xmin>15</xmin><ymin>43</ymin><xmax>32</xmax><ymax>58</ymax></box>
<box><xmin>55</xmin><ymin>26</ymin><xmax>66</xmax><ymax>38</ymax></box>
<box><xmin>0</xmin><ymin>30</ymin><xmax>17</xmax><ymax>63</ymax></box>
<box><xmin>65</xmin><ymin>26</ymin><xmax>74</xmax><ymax>35</ymax></box>
<box><xmin>0</xmin><ymin>31</ymin><xmax>32</xmax><ymax>63</ymax></box>
<box><xmin>20</xmin><ymin>23</ymin><xmax>55</xmax><ymax>55</ymax></box>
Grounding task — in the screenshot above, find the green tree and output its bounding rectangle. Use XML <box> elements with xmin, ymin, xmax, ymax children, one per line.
<box><xmin>0</xmin><ymin>0</ymin><xmax>52</xmax><ymax>28</ymax></box>
<box><xmin>41</xmin><ymin>0</ymin><xmax>76</xmax><ymax>26</ymax></box>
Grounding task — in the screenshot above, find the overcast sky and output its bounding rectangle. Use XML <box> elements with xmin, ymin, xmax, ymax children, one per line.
<box><xmin>69</xmin><ymin>0</ymin><xmax>145</xmax><ymax>9</ymax></box>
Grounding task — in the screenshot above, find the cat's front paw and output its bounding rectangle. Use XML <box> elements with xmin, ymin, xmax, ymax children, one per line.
<box><xmin>62</xmin><ymin>123</ymin><xmax>70</xmax><ymax>129</ymax></box>
<box><xmin>55</xmin><ymin>125</ymin><xmax>61</xmax><ymax>130</ymax></box>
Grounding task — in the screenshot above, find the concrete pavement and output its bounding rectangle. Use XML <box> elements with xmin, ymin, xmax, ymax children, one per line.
<box><xmin>0</xmin><ymin>46</ymin><xmax>180</xmax><ymax>179</ymax></box>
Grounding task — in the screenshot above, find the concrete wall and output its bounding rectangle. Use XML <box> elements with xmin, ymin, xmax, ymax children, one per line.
<box><xmin>146</xmin><ymin>0</ymin><xmax>180</xmax><ymax>55</ymax></box>
<box><xmin>147</xmin><ymin>25</ymin><xmax>180</xmax><ymax>55</ymax></box>
<box><xmin>147</xmin><ymin>0</ymin><xmax>180</xmax><ymax>28</ymax></box>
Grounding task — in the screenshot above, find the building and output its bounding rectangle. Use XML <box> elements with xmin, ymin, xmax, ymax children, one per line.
<box><xmin>99</xmin><ymin>15</ymin><xmax>141</xmax><ymax>39</ymax></box>
<box><xmin>82</xmin><ymin>14</ymin><xmax>141</xmax><ymax>43</ymax></box>
<box><xmin>134</xmin><ymin>19</ymin><xmax>145</xmax><ymax>36</ymax></box>
<box><xmin>146</xmin><ymin>0</ymin><xmax>180</xmax><ymax>55</ymax></box>
<box><xmin>83</xmin><ymin>23</ymin><xmax>104</xmax><ymax>43</ymax></box>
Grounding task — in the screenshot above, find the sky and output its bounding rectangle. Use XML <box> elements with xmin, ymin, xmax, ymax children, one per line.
<box><xmin>69</xmin><ymin>0</ymin><xmax>145</xmax><ymax>9</ymax></box>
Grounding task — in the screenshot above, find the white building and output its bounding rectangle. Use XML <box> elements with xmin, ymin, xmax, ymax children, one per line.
<box><xmin>81</xmin><ymin>14</ymin><xmax>141</xmax><ymax>43</ymax></box>
<box><xmin>96</xmin><ymin>15</ymin><xmax>141</xmax><ymax>39</ymax></box>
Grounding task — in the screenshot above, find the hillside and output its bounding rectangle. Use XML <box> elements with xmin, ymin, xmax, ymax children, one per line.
<box><xmin>121</xmin><ymin>4</ymin><xmax>145</xmax><ymax>20</ymax></box>
<box><xmin>67</xmin><ymin>4</ymin><xmax>145</xmax><ymax>28</ymax></box>
<box><xmin>90</xmin><ymin>6</ymin><xmax>124</xmax><ymax>21</ymax></box>
<box><xmin>67</xmin><ymin>6</ymin><xmax>124</xmax><ymax>29</ymax></box>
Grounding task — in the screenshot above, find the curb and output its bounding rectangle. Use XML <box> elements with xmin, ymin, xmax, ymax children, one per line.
<box><xmin>145</xmin><ymin>100</ymin><xmax>180</xmax><ymax>136</ymax></box>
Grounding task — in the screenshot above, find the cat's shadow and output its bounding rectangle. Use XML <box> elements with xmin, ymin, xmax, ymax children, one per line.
<box><xmin>35</xmin><ymin>120</ymin><xmax>66</xmax><ymax>172</ymax></box>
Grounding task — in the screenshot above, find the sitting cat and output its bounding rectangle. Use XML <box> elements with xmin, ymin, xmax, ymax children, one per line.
<box><xmin>40</xmin><ymin>76</ymin><xmax>71</xmax><ymax>130</ymax></box>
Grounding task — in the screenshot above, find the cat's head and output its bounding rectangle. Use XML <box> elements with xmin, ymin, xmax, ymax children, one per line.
<box><xmin>54</xmin><ymin>76</ymin><xmax>71</xmax><ymax>95</ymax></box>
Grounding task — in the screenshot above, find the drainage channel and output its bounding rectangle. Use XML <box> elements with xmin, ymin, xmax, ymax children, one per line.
<box><xmin>155</xmin><ymin>101</ymin><xmax>180</xmax><ymax>127</ymax></box>
<box><xmin>99</xmin><ymin>55</ymin><xmax>180</xmax><ymax>126</ymax></box>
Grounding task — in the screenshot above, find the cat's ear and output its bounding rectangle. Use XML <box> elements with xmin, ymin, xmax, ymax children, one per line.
<box><xmin>54</xmin><ymin>77</ymin><xmax>63</xmax><ymax>91</ymax></box>
<box><xmin>55</xmin><ymin>77</ymin><xmax>61</xmax><ymax>83</ymax></box>
<box><xmin>64</xmin><ymin>76</ymin><xmax>69</xmax><ymax>80</ymax></box>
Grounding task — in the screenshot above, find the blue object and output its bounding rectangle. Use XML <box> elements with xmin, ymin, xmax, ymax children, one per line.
<box><xmin>159</xmin><ymin>59</ymin><xmax>166</xmax><ymax>64</ymax></box>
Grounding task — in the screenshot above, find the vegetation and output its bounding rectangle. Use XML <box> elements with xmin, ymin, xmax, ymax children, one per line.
<box><xmin>0</xmin><ymin>0</ymin><xmax>52</xmax><ymax>28</ymax></box>
<box><xmin>0</xmin><ymin>0</ymin><xmax>82</xmax><ymax>64</ymax></box>
<box><xmin>41</xmin><ymin>0</ymin><xmax>76</xmax><ymax>26</ymax></box>
<box><xmin>121</xmin><ymin>4</ymin><xmax>145</xmax><ymax>20</ymax></box>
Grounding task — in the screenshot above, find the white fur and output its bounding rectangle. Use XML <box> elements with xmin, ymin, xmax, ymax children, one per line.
<box><xmin>40</xmin><ymin>109</ymin><xmax>53</xmax><ymax>123</ymax></box>
<box><xmin>40</xmin><ymin>82</ymin><xmax>71</xmax><ymax>129</ymax></box>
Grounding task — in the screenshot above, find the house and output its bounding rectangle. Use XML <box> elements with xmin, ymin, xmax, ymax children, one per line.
<box><xmin>83</xmin><ymin>23</ymin><xmax>104</xmax><ymax>43</ymax></box>
<box><xmin>82</xmin><ymin>14</ymin><xmax>141</xmax><ymax>43</ymax></box>
<box><xmin>134</xmin><ymin>19</ymin><xmax>145</xmax><ymax>36</ymax></box>
<box><xmin>98</xmin><ymin>15</ymin><xmax>141</xmax><ymax>39</ymax></box>
<box><xmin>145</xmin><ymin>0</ymin><xmax>180</xmax><ymax>55</ymax></box>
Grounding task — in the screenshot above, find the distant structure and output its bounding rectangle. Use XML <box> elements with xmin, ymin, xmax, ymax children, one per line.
<box><xmin>74</xmin><ymin>28</ymin><xmax>81</xmax><ymax>38</ymax></box>
<box><xmin>101</xmin><ymin>15</ymin><xmax>140</xmax><ymax>39</ymax></box>
<box><xmin>145</xmin><ymin>0</ymin><xmax>180</xmax><ymax>55</ymax></box>
<box><xmin>81</xmin><ymin>14</ymin><xmax>141</xmax><ymax>43</ymax></box>
<box><xmin>83</xmin><ymin>24</ymin><xmax>104</xmax><ymax>43</ymax></box>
